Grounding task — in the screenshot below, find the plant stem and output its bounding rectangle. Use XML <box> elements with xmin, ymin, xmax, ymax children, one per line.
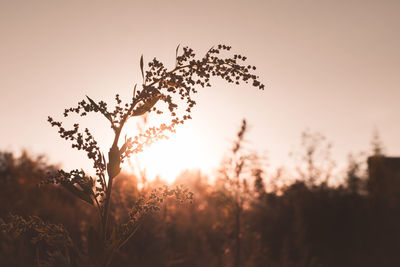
<box><xmin>102</xmin><ymin>97</ymin><xmax>139</xmax><ymax>241</ymax></box>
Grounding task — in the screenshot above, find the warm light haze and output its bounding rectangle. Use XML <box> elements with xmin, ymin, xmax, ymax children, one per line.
<box><xmin>1</xmin><ymin>0</ymin><xmax>400</xmax><ymax>181</ymax></box>
<box><xmin>2</xmin><ymin>1</ymin><xmax>400</xmax><ymax>266</ymax></box>
<box><xmin>124</xmin><ymin>121</ymin><xmax>213</xmax><ymax>184</ymax></box>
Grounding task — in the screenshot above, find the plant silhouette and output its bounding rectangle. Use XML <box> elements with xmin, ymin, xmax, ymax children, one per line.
<box><xmin>2</xmin><ymin>45</ymin><xmax>264</xmax><ymax>266</ymax></box>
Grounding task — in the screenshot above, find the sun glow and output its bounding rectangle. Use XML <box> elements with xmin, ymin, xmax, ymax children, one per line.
<box><xmin>122</xmin><ymin>125</ymin><xmax>212</xmax><ymax>184</ymax></box>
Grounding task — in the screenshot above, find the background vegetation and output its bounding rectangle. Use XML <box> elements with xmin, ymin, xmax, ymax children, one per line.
<box><xmin>1</xmin><ymin>125</ymin><xmax>399</xmax><ymax>267</ymax></box>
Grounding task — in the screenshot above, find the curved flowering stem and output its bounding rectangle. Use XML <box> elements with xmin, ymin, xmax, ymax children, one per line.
<box><xmin>45</xmin><ymin>44</ymin><xmax>264</xmax><ymax>266</ymax></box>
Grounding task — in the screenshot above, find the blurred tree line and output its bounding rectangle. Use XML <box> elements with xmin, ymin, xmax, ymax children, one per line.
<box><xmin>1</xmin><ymin>128</ymin><xmax>400</xmax><ymax>267</ymax></box>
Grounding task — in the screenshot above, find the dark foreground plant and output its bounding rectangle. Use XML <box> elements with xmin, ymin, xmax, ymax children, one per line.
<box><xmin>1</xmin><ymin>45</ymin><xmax>264</xmax><ymax>266</ymax></box>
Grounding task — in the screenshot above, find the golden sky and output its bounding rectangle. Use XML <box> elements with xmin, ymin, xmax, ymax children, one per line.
<box><xmin>1</xmin><ymin>0</ymin><xmax>400</xmax><ymax>181</ymax></box>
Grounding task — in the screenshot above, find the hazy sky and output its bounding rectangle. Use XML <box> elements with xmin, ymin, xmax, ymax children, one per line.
<box><xmin>1</xmin><ymin>0</ymin><xmax>399</xmax><ymax>181</ymax></box>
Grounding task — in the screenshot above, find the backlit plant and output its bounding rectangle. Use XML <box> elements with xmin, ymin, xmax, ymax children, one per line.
<box><xmin>2</xmin><ymin>45</ymin><xmax>264</xmax><ymax>266</ymax></box>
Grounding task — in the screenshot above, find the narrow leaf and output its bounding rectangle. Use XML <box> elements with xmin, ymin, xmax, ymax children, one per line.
<box><xmin>131</xmin><ymin>94</ymin><xmax>161</xmax><ymax>116</ymax></box>
<box><xmin>119</xmin><ymin>142</ymin><xmax>127</xmax><ymax>156</ymax></box>
<box><xmin>102</xmin><ymin>153</ymin><xmax>106</xmax><ymax>165</ymax></box>
<box><xmin>61</xmin><ymin>181</ymin><xmax>94</xmax><ymax>206</ymax></box>
<box><xmin>140</xmin><ymin>55</ymin><xmax>144</xmax><ymax>84</ymax></box>
<box><xmin>133</xmin><ymin>84</ymin><xmax>137</xmax><ymax>98</ymax></box>
<box><xmin>86</xmin><ymin>95</ymin><xmax>100</xmax><ymax>110</ymax></box>
<box><xmin>86</xmin><ymin>95</ymin><xmax>112</xmax><ymax>122</ymax></box>
<box><xmin>175</xmin><ymin>44</ymin><xmax>180</xmax><ymax>67</ymax></box>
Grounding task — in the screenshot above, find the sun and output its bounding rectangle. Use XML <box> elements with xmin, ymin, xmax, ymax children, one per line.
<box><xmin>122</xmin><ymin>124</ymin><xmax>212</xmax><ymax>184</ymax></box>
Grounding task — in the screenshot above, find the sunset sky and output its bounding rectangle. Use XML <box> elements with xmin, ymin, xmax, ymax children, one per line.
<box><xmin>1</xmin><ymin>0</ymin><xmax>399</xmax><ymax>182</ymax></box>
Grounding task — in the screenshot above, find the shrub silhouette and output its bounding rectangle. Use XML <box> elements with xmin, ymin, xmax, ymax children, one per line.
<box><xmin>2</xmin><ymin>131</ymin><xmax>400</xmax><ymax>266</ymax></box>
